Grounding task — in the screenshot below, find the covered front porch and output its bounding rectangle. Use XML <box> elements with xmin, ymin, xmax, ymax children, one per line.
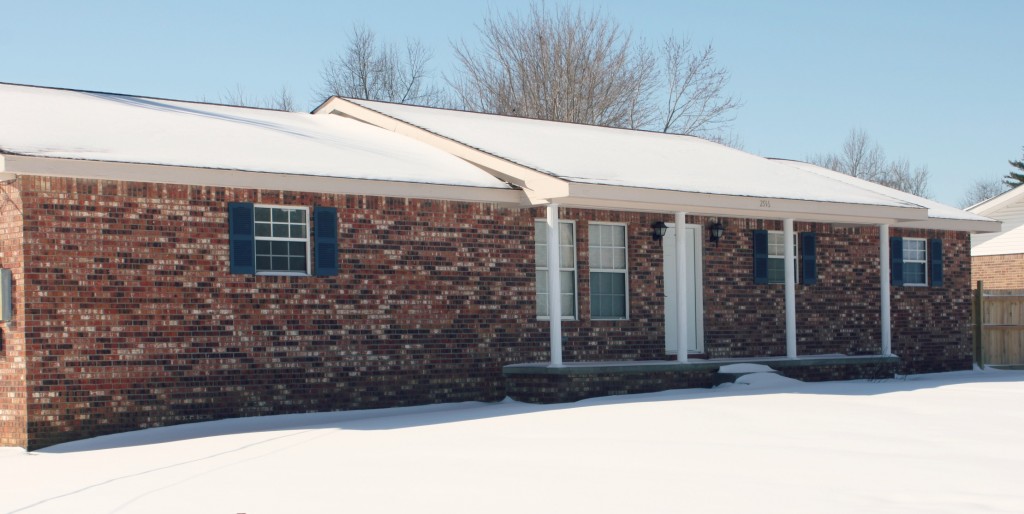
<box><xmin>504</xmin><ymin>354</ymin><xmax>900</xmax><ymax>404</ymax></box>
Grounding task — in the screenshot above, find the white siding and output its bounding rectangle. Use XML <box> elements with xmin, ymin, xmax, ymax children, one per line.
<box><xmin>972</xmin><ymin>200</ymin><xmax>1024</xmax><ymax>256</ymax></box>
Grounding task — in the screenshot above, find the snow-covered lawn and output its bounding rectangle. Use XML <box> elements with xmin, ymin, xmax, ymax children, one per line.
<box><xmin>2</xmin><ymin>369</ymin><xmax>1023</xmax><ymax>514</ymax></box>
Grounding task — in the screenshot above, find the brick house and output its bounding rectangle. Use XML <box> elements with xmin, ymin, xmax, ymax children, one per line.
<box><xmin>0</xmin><ymin>83</ymin><xmax>998</xmax><ymax>449</ymax></box>
<box><xmin>968</xmin><ymin>186</ymin><xmax>1024</xmax><ymax>290</ymax></box>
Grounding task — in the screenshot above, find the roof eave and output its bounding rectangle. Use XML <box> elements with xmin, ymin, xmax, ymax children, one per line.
<box><xmin>894</xmin><ymin>217</ymin><xmax>1001</xmax><ymax>233</ymax></box>
<box><xmin>555</xmin><ymin>182</ymin><xmax>929</xmax><ymax>225</ymax></box>
<box><xmin>1</xmin><ymin>154</ymin><xmax>526</xmax><ymax>206</ymax></box>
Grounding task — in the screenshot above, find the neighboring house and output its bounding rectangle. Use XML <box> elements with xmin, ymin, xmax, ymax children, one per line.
<box><xmin>0</xmin><ymin>83</ymin><xmax>998</xmax><ymax>449</ymax></box>
<box><xmin>968</xmin><ymin>186</ymin><xmax>1024</xmax><ymax>290</ymax></box>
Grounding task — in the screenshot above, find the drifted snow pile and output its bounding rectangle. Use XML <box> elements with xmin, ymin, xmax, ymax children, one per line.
<box><xmin>2</xmin><ymin>369</ymin><xmax>1023</xmax><ymax>514</ymax></box>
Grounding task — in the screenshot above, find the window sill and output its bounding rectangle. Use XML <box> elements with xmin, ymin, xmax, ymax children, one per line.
<box><xmin>256</xmin><ymin>272</ymin><xmax>310</xmax><ymax>277</ymax></box>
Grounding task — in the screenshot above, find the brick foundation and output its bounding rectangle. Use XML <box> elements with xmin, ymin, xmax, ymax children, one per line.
<box><xmin>0</xmin><ymin>175</ymin><xmax>973</xmax><ymax>449</ymax></box>
<box><xmin>503</xmin><ymin>356</ymin><xmax>899</xmax><ymax>404</ymax></box>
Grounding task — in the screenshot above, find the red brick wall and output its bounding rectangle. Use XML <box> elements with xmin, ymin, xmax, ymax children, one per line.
<box><xmin>972</xmin><ymin>253</ymin><xmax>1024</xmax><ymax>291</ymax></box>
<box><xmin>0</xmin><ymin>178</ymin><xmax>26</xmax><ymax>448</ymax></box>
<box><xmin>4</xmin><ymin>175</ymin><xmax>973</xmax><ymax>448</ymax></box>
<box><xmin>699</xmin><ymin>219</ymin><xmax>886</xmax><ymax>359</ymax></box>
<box><xmin>890</xmin><ymin>229</ymin><xmax>973</xmax><ymax>373</ymax></box>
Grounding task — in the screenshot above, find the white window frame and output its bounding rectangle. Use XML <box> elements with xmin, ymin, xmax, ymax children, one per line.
<box><xmin>589</xmin><ymin>222</ymin><xmax>629</xmax><ymax>320</ymax></box>
<box><xmin>535</xmin><ymin>219</ymin><xmax>578</xmax><ymax>321</ymax></box>
<box><xmin>767</xmin><ymin>230</ymin><xmax>798</xmax><ymax>285</ymax></box>
<box><xmin>254</xmin><ymin>204</ymin><xmax>311</xmax><ymax>276</ymax></box>
<box><xmin>903</xmin><ymin>237</ymin><xmax>928</xmax><ymax>286</ymax></box>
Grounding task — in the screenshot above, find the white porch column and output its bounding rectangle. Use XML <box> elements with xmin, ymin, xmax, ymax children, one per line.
<box><xmin>546</xmin><ymin>204</ymin><xmax>563</xmax><ymax>367</ymax></box>
<box><xmin>784</xmin><ymin>218</ymin><xmax>797</xmax><ymax>358</ymax></box>
<box><xmin>675</xmin><ymin>212</ymin><xmax>688</xmax><ymax>363</ymax></box>
<box><xmin>880</xmin><ymin>224</ymin><xmax>892</xmax><ymax>356</ymax></box>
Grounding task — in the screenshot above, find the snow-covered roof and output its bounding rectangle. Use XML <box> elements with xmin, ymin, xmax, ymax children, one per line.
<box><xmin>0</xmin><ymin>83</ymin><xmax>509</xmax><ymax>190</ymax></box>
<box><xmin>339</xmin><ymin>98</ymin><xmax>918</xmax><ymax>209</ymax></box>
<box><xmin>772</xmin><ymin>159</ymin><xmax>996</xmax><ymax>226</ymax></box>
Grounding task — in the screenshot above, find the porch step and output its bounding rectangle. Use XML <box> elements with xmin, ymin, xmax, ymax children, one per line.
<box><xmin>713</xmin><ymin>363</ymin><xmax>780</xmax><ymax>386</ymax></box>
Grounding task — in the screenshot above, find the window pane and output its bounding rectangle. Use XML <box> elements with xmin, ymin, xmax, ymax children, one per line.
<box><xmin>534</xmin><ymin>222</ymin><xmax>546</xmax><ymax>244</ymax></box>
<box><xmin>613</xmin><ymin>226</ymin><xmax>625</xmax><ymax>246</ymax></box>
<box><xmin>290</xmin><ymin>256</ymin><xmax>306</xmax><ymax>272</ymax></box>
<box><xmin>255</xmin><ymin>207</ymin><xmax>270</xmax><ymax>222</ymax></box>
<box><xmin>255</xmin><ymin>223</ymin><xmax>271</xmax><ymax>237</ymax></box>
<box><xmin>612</xmin><ymin>248</ymin><xmax>626</xmax><ymax>269</ymax></box>
<box><xmin>271</xmin><ymin>240</ymin><xmax>288</xmax><ymax>255</ymax></box>
<box><xmin>536</xmin><ymin>270</ymin><xmax>548</xmax><ymax>293</ymax></box>
<box><xmin>290</xmin><ymin>209</ymin><xmax>304</xmax><ymax>223</ymax></box>
<box><xmin>536</xmin><ymin>243</ymin><xmax>547</xmax><ymax>268</ymax></box>
<box><xmin>905</xmin><ymin>262</ymin><xmax>926</xmax><ymax>284</ymax></box>
<box><xmin>290</xmin><ymin>241</ymin><xmax>306</xmax><ymax>256</ymax></box>
<box><xmin>601</xmin><ymin>248</ymin><xmax>613</xmax><ymax>269</ymax></box>
<box><xmin>559</xmin><ymin>247</ymin><xmax>574</xmax><ymax>269</ymax></box>
<box><xmin>255</xmin><ymin>240</ymin><xmax>270</xmax><ymax>254</ymax></box>
<box><xmin>272</xmin><ymin>256</ymin><xmax>288</xmax><ymax>270</ymax></box>
<box><xmin>256</xmin><ymin>256</ymin><xmax>271</xmax><ymax>270</ymax></box>
<box><xmin>272</xmin><ymin>209</ymin><xmax>287</xmax><ymax>222</ymax></box>
<box><xmin>768</xmin><ymin>259</ymin><xmax>785</xmax><ymax>284</ymax></box>
<box><xmin>272</xmin><ymin>224</ymin><xmax>288</xmax><ymax>237</ymax></box>
<box><xmin>604</xmin><ymin>295</ymin><xmax>625</xmax><ymax>318</ymax></box>
<box><xmin>591</xmin><ymin>272</ymin><xmax>625</xmax><ymax>318</ymax></box>
<box><xmin>561</xmin><ymin>292</ymin><xmax>575</xmax><ymax>317</ymax></box>
<box><xmin>559</xmin><ymin>224</ymin><xmax>574</xmax><ymax>245</ymax></box>
<box><xmin>290</xmin><ymin>225</ymin><xmax>305</xmax><ymax>238</ymax></box>
<box><xmin>560</xmin><ymin>271</ymin><xmax>575</xmax><ymax>294</ymax></box>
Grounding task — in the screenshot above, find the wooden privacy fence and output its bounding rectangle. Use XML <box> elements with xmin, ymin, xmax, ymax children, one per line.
<box><xmin>974</xmin><ymin>282</ymin><xmax>1024</xmax><ymax>365</ymax></box>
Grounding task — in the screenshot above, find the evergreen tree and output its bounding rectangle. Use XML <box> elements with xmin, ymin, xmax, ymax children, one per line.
<box><xmin>1004</xmin><ymin>147</ymin><xmax>1024</xmax><ymax>187</ymax></box>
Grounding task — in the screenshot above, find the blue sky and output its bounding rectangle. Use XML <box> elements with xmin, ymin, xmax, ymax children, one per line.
<box><xmin>3</xmin><ymin>0</ymin><xmax>1021</xmax><ymax>206</ymax></box>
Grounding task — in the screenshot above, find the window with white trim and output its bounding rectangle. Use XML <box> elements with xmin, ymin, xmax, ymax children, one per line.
<box><xmin>589</xmin><ymin>223</ymin><xmax>628</xmax><ymax>319</ymax></box>
<box><xmin>767</xmin><ymin>231</ymin><xmax>798</xmax><ymax>284</ymax></box>
<box><xmin>535</xmin><ymin>220</ymin><xmax>577</xmax><ymax>319</ymax></box>
<box><xmin>254</xmin><ymin>205</ymin><xmax>310</xmax><ymax>274</ymax></box>
<box><xmin>903</xmin><ymin>238</ymin><xmax>927</xmax><ymax>286</ymax></box>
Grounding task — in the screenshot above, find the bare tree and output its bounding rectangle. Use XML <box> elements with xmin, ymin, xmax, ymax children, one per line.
<box><xmin>316</xmin><ymin>25</ymin><xmax>445</xmax><ymax>106</ymax></box>
<box><xmin>449</xmin><ymin>3</ymin><xmax>738</xmax><ymax>137</ymax></box>
<box><xmin>213</xmin><ymin>84</ymin><xmax>297</xmax><ymax>111</ymax></box>
<box><xmin>658</xmin><ymin>36</ymin><xmax>739</xmax><ymax>136</ymax></box>
<box><xmin>958</xmin><ymin>178</ymin><xmax>1008</xmax><ymax>208</ymax></box>
<box><xmin>809</xmin><ymin>129</ymin><xmax>930</xmax><ymax>197</ymax></box>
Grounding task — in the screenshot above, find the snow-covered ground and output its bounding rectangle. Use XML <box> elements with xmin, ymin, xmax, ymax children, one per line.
<box><xmin>2</xmin><ymin>369</ymin><xmax>1023</xmax><ymax>514</ymax></box>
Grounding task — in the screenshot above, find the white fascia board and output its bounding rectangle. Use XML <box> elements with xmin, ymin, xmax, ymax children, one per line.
<box><xmin>894</xmin><ymin>218</ymin><xmax>1002</xmax><ymax>233</ymax></box>
<box><xmin>560</xmin><ymin>182</ymin><xmax>929</xmax><ymax>225</ymax></box>
<box><xmin>2</xmin><ymin>154</ymin><xmax>527</xmax><ymax>206</ymax></box>
<box><xmin>316</xmin><ymin>98</ymin><xmax>570</xmax><ymax>201</ymax></box>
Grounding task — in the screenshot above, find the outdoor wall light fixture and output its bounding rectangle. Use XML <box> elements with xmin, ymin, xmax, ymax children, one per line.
<box><xmin>708</xmin><ymin>221</ymin><xmax>725</xmax><ymax>246</ymax></box>
<box><xmin>651</xmin><ymin>221</ymin><xmax>669</xmax><ymax>241</ymax></box>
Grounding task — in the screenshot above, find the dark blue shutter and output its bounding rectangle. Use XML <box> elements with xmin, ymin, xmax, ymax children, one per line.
<box><xmin>890</xmin><ymin>237</ymin><xmax>904</xmax><ymax>286</ymax></box>
<box><xmin>229</xmin><ymin>202</ymin><xmax>255</xmax><ymax>274</ymax></box>
<box><xmin>929</xmin><ymin>238</ymin><xmax>943</xmax><ymax>287</ymax></box>
<box><xmin>314</xmin><ymin>206</ymin><xmax>339</xmax><ymax>276</ymax></box>
<box><xmin>800</xmin><ymin>232</ymin><xmax>817</xmax><ymax>285</ymax></box>
<box><xmin>753</xmin><ymin>230</ymin><xmax>769</xmax><ymax>284</ymax></box>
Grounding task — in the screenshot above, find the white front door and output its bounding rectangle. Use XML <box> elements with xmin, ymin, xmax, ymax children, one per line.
<box><xmin>664</xmin><ymin>224</ymin><xmax>704</xmax><ymax>354</ymax></box>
